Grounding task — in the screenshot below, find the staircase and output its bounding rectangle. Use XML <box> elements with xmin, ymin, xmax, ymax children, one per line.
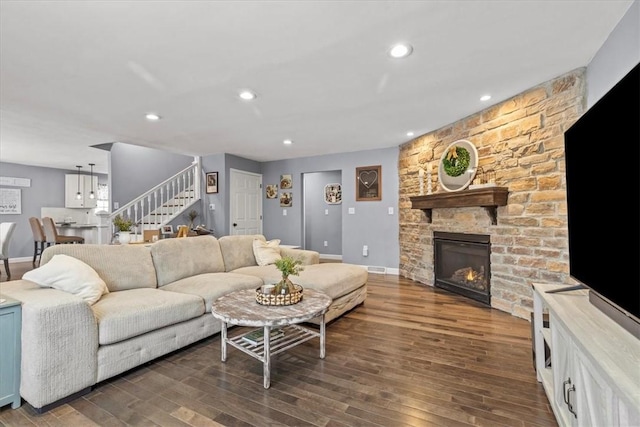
<box><xmin>109</xmin><ymin>162</ymin><xmax>201</xmax><ymax>242</ymax></box>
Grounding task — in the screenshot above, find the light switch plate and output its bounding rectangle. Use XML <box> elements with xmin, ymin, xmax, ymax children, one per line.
<box><xmin>348</xmin><ymin>207</ymin><xmax>355</xmax><ymax>214</ymax></box>
<box><xmin>388</xmin><ymin>207</ymin><xmax>394</xmax><ymax>215</ymax></box>
<box><xmin>283</xmin><ymin>209</ymin><xmax>287</xmax><ymax>216</ymax></box>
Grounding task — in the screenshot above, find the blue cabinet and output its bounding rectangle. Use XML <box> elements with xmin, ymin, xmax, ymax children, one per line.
<box><xmin>0</xmin><ymin>296</ymin><xmax>21</xmax><ymax>409</ymax></box>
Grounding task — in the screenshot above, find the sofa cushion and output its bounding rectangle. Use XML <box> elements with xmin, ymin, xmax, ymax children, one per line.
<box><xmin>253</xmin><ymin>239</ymin><xmax>281</xmax><ymax>266</ymax></box>
<box><xmin>160</xmin><ymin>272</ymin><xmax>263</xmax><ymax>313</ymax></box>
<box><xmin>40</xmin><ymin>244</ymin><xmax>157</xmax><ymax>292</ymax></box>
<box><xmin>23</xmin><ymin>254</ymin><xmax>109</xmax><ymax>305</ymax></box>
<box><xmin>232</xmin><ymin>263</ymin><xmax>367</xmax><ymax>299</ymax></box>
<box><xmin>92</xmin><ymin>288</ymin><xmax>204</xmax><ymax>345</ymax></box>
<box><xmin>218</xmin><ymin>234</ymin><xmax>266</xmax><ymax>271</ymax></box>
<box><xmin>151</xmin><ymin>235</ymin><xmax>226</xmax><ymax>287</ymax></box>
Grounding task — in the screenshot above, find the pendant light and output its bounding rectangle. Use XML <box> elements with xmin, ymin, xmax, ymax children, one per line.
<box><xmin>75</xmin><ymin>165</ymin><xmax>82</xmax><ymax>200</ymax></box>
<box><xmin>88</xmin><ymin>163</ymin><xmax>95</xmax><ymax>199</ymax></box>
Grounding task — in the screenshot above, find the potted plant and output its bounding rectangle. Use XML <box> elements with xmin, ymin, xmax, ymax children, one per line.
<box><xmin>113</xmin><ymin>214</ymin><xmax>134</xmax><ymax>244</ymax></box>
<box><xmin>273</xmin><ymin>256</ymin><xmax>304</xmax><ymax>294</ymax></box>
<box><xmin>184</xmin><ymin>209</ymin><xmax>199</xmax><ymax>230</ymax></box>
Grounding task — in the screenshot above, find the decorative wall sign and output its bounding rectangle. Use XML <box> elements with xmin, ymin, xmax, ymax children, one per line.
<box><xmin>280</xmin><ymin>174</ymin><xmax>292</xmax><ymax>189</ymax></box>
<box><xmin>356</xmin><ymin>165</ymin><xmax>381</xmax><ymax>201</ymax></box>
<box><xmin>0</xmin><ymin>188</ymin><xmax>21</xmax><ymax>214</ymax></box>
<box><xmin>279</xmin><ymin>192</ymin><xmax>292</xmax><ymax>207</ymax></box>
<box><xmin>324</xmin><ymin>183</ymin><xmax>342</xmax><ymax>204</ymax></box>
<box><xmin>0</xmin><ymin>176</ymin><xmax>31</xmax><ymax>187</ymax></box>
<box><xmin>206</xmin><ymin>172</ymin><xmax>219</xmax><ymax>194</ymax></box>
<box><xmin>266</xmin><ymin>184</ymin><xmax>278</xmax><ymax>199</ymax></box>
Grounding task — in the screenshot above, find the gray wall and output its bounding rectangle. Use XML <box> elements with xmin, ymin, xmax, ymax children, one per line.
<box><xmin>110</xmin><ymin>143</ymin><xmax>194</xmax><ymax>209</ymax></box>
<box><xmin>587</xmin><ymin>0</ymin><xmax>639</xmax><ymax>106</ymax></box>
<box><xmin>199</xmin><ymin>153</ymin><xmax>262</xmax><ymax>237</ymax></box>
<box><xmin>0</xmin><ymin>162</ymin><xmax>106</xmax><ymax>259</ymax></box>
<box><xmin>262</xmin><ymin>146</ymin><xmax>399</xmax><ymax>268</ymax></box>
<box><xmin>303</xmin><ymin>171</ymin><xmax>342</xmax><ymax>255</ymax></box>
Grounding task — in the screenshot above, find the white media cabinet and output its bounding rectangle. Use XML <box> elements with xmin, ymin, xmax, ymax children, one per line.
<box><xmin>532</xmin><ymin>283</ymin><xmax>640</xmax><ymax>426</ymax></box>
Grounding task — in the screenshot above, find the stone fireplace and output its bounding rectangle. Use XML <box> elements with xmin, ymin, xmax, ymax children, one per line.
<box><xmin>433</xmin><ymin>231</ymin><xmax>490</xmax><ymax>305</ymax></box>
<box><xmin>398</xmin><ymin>68</ymin><xmax>585</xmax><ymax>319</ymax></box>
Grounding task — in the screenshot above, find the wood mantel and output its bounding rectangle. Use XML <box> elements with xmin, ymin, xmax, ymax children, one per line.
<box><xmin>410</xmin><ymin>186</ymin><xmax>509</xmax><ymax>225</ymax></box>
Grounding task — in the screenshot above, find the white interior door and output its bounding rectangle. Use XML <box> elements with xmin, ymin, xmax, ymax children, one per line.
<box><xmin>229</xmin><ymin>169</ymin><xmax>262</xmax><ymax>235</ymax></box>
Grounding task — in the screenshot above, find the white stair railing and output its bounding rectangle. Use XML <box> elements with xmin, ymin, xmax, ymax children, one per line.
<box><xmin>109</xmin><ymin>161</ymin><xmax>201</xmax><ymax>242</ymax></box>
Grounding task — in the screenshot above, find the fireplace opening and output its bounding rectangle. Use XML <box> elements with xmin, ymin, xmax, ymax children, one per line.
<box><xmin>433</xmin><ymin>231</ymin><xmax>491</xmax><ymax>305</ymax></box>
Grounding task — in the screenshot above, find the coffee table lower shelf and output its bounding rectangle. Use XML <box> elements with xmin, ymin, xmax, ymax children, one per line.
<box><xmin>223</xmin><ymin>323</ymin><xmax>324</xmax><ymax>389</ymax></box>
<box><xmin>228</xmin><ymin>324</ymin><xmax>321</xmax><ymax>359</ymax></box>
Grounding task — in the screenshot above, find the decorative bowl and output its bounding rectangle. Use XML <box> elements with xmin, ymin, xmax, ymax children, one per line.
<box><xmin>256</xmin><ymin>284</ymin><xmax>303</xmax><ymax>306</ymax></box>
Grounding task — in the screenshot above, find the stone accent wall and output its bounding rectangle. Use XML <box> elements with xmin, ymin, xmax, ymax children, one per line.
<box><xmin>398</xmin><ymin>68</ymin><xmax>586</xmax><ymax>319</ymax></box>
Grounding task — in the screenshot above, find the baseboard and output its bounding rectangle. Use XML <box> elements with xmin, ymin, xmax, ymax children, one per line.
<box><xmin>7</xmin><ymin>256</ymin><xmax>32</xmax><ymax>263</ymax></box>
<box><xmin>364</xmin><ymin>265</ymin><xmax>400</xmax><ymax>275</ymax></box>
<box><xmin>319</xmin><ymin>254</ymin><xmax>342</xmax><ymax>260</ymax></box>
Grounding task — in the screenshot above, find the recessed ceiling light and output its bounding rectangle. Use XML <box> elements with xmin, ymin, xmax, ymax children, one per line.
<box><xmin>239</xmin><ymin>90</ymin><xmax>257</xmax><ymax>100</ymax></box>
<box><xmin>145</xmin><ymin>113</ymin><xmax>161</xmax><ymax>121</ymax></box>
<box><xmin>480</xmin><ymin>94</ymin><xmax>492</xmax><ymax>101</ymax></box>
<box><xmin>389</xmin><ymin>43</ymin><xmax>413</xmax><ymax>58</ymax></box>
<box><xmin>407</xmin><ymin>131</ymin><xmax>415</xmax><ymax>137</ymax></box>
<box><xmin>283</xmin><ymin>139</ymin><xmax>293</xmax><ymax>145</ymax></box>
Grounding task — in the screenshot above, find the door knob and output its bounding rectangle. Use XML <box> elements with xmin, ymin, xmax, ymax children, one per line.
<box><xmin>233</xmin><ymin>223</ymin><xmax>237</xmax><ymax>227</ymax></box>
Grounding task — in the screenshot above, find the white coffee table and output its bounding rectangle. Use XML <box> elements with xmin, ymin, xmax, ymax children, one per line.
<box><xmin>210</xmin><ymin>288</ymin><xmax>331</xmax><ymax>388</ymax></box>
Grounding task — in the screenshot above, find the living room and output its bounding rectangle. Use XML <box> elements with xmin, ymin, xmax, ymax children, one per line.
<box><xmin>1</xmin><ymin>1</ymin><xmax>638</xmax><ymax>426</ymax></box>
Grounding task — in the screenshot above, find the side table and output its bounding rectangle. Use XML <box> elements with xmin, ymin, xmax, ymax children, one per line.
<box><xmin>0</xmin><ymin>296</ymin><xmax>22</xmax><ymax>409</ymax></box>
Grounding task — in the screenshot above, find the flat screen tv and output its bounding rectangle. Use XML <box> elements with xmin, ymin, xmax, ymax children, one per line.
<box><xmin>562</xmin><ymin>62</ymin><xmax>639</xmax><ymax>339</ymax></box>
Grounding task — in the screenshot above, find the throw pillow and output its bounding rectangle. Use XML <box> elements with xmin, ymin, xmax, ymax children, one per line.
<box><xmin>23</xmin><ymin>254</ymin><xmax>109</xmax><ymax>305</ymax></box>
<box><xmin>253</xmin><ymin>239</ymin><xmax>282</xmax><ymax>266</ymax></box>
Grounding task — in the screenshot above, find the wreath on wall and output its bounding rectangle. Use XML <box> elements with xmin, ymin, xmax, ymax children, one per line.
<box><xmin>442</xmin><ymin>146</ymin><xmax>470</xmax><ymax>177</ymax></box>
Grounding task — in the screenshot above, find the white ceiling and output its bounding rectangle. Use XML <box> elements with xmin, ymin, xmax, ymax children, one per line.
<box><xmin>0</xmin><ymin>1</ymin><xmax>633</xmax><ymax>175</ymax></box>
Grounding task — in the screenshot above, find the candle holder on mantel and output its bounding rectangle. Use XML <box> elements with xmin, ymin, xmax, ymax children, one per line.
<box><xmin>426</xmin><ymin>167</ymin><xmax>432</xmax><ymax>195</ymax></box>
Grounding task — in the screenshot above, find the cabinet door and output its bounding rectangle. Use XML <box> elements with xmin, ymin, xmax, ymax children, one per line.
<box><xmin>574</xmin><ymin>354</ymin><xmax>613</xmax><ymax>426</ymax></box>
<box><xmin>65</xmin><ymin>174</ymin><xmax>84</xmax><ymax>207</ymax></box>
<box><xmin>614</xmin><ymin>395</ymin><xmax>640</xmax><ymax>426</ymax></box>
<box><xmin>550</xmin><ymin>317</ymin><xmax>578</xmax><ymax>426</ymax></box>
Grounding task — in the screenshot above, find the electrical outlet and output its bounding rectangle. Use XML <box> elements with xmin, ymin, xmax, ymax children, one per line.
<box><xmin>113</xmin><ymin>202</ymin><xmax>119</xmax><ymax>209</ymax></box>
<box><xmin>324</xmin><ymin>241</ymin><xmax>328</xmax><ymax>247</ymax></box>
<box><xmin>325</xmin><ymin>209</ymin><xmax>329</xmax><ymax>215</ymax></box>
<box><xmin>363</xmin><ymin>245</ymin><xmax>368</xmax><ymax>256</ymax></box>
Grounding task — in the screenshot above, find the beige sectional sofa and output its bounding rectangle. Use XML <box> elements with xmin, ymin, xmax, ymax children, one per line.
<box><xmin>0</xmin><ymin>234</ymin><xmax>367</xmax><ymax>412</ymax></box>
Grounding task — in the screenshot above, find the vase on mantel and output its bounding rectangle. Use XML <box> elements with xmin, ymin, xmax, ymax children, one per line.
<box><xmin>118</xmin><ymin>231</ymin><xmax>131</xmax><ymax>245</ymax></box>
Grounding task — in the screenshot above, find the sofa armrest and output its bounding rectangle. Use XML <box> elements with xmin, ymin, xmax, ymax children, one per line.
<box><xmin>280</xmin><ymin>247</ymin><xmax>320</xmax><ymax>265</ymax></box>
<box><xmin>0</xmin><ymin>280</ymin><xmax>98</xmax><ymax>409</ymax></box>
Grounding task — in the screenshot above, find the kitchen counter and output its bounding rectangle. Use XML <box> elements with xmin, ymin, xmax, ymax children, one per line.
<box><xmin>57</xmin><ymin>223</ymin><xmax>111</xmax><ymax>244</ymax></box>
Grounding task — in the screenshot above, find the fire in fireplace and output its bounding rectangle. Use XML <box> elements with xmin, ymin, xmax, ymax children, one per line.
<box><xmin>433</xmin><ymin>231</ymin><xmax>491</xmax><ymax>305</ymax></box>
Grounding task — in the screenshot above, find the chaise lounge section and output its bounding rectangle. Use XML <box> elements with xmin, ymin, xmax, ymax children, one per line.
<box><xmin>0</xmin><ymin>234</ymin><xmax>367</xmax><ymax>412</ymax></box>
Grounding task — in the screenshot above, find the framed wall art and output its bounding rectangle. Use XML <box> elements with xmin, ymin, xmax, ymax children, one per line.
<box><xmin>280</xmin><ymin>174</ymin><xmax>292</xmax><ymax>189</ymax></box>
<box><xmin>279</xmin><ymin>192</ymin><xmax>292</xmax><ymax>207</ymax></box>
<box><xmin>266</xmin><ymin>184</ymin><xmax>278</xmax><ymax>199</ymax></box>
<box><xmin>206</xmin><ymin>172</ymin><xmax>218</xmax><ymax>194</ymax></box>
<box><xmin>356</xmin><ymin>165</ymin><xmax>381</xmax><ymax>201</ymax></box>
<box><xmin>324</xmin><ymin>183</ymin><xmax>342</xmax><ymax>204</ymax></box>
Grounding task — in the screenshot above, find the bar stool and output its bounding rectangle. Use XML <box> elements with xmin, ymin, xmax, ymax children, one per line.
<box><xmin>29</xmin><ymin>217</ymin><xmax>49</xmax><ymax>266</ymax></box>
<box><xmin>0</xmin><ymin>222</ymin><xmax>16</xmax><ymax>278</ymax></box>
<box><xmin>42</xmin><ymin>217</ymin><xmax>85</xmax><ymax>246</ymax></box>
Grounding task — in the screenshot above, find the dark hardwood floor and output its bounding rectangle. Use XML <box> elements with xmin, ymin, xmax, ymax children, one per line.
<box><xmin>0</xmin><ymin>264</ymin><xmax>557</xmax><ymax>427</ymax></box>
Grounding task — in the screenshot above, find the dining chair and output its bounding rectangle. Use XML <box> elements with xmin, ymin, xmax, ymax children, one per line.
<box><xmin>42</xmin><ymin>217</ymin><xmax>85</xmax><ymax>246</ymax></box>
<box><xmin>0</xmin><ymin>222</ymin><xmax>17</xmax><ymax>278</ymax></box>
<box><xmin>29</xmin><ymin>216</ymin><xmax>49</xmax><ymax>266</ymax></box>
